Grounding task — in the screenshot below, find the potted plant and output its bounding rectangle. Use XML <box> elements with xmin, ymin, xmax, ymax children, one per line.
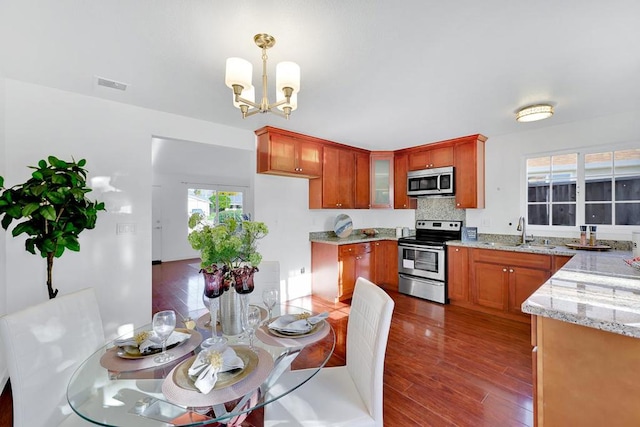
<box><xmin>187</xmin><ymin>213</ymin><xmax>268</xmax><ymax>273</ymax></box>
<box><xmin>187</xmin><ymin>213</ymin><xmax>268</xmax><ymax>335</ymax></box>
<box><xmin>0</xmin><ymin>156</ymin><xmax>105</xmax><ymax>299</ymax></box>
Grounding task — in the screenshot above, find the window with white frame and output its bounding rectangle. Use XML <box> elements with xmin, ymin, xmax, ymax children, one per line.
<box><xmin>526</xmin><ymin>148</ymin><xmax>640</xmax><ymax>227</ymax></box>
<box><xmin>187</xmin><ymin>188</ymin><xmax>244</xmax><ymax>225</ymax></box>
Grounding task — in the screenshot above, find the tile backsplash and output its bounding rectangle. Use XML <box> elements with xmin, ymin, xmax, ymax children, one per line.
<box><xmin>416</xmin><ymin>197</ymin><xmax>464</xmax><ymax>222</ymax></box>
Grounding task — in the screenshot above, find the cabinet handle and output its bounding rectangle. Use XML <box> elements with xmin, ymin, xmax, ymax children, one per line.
<box><xmin>502</xmin><ymin>268</ymin><xmax>507</xmax><ymax>272</ymax></box>
<box><xmin>455</xmin><ymin>248</ymin><xmax>459</xmax><ymax>252</ymax></box>
<box><xmin>509</xmin><ymin>268</ymin><xmax>514</xmax><ymax>273</ymax></box>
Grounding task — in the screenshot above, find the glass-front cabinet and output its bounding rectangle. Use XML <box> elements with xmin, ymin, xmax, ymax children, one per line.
<box><xmin>370</xmin><ymin>152</ymin><xmax>394</xmax><ymax>208</ymax></box>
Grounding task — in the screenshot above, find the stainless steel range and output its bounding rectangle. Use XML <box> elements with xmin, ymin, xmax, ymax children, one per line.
<box><xmin>397</xmin><ymin>220</ymin><xmax>462</xmax><ymax>303</ymax></box>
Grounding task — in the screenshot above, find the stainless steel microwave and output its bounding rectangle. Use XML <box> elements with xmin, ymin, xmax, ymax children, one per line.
<box><xmin>407</xmin><ymin>166</ymin><xmax>454</xmax><ymax>197</ymax></box>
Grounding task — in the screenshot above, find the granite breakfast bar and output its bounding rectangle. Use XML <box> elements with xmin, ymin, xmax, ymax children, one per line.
<box><xmin>521</xmin><ymin>249</ymin><xmax>640</xmax><ymax>427</ymax></box>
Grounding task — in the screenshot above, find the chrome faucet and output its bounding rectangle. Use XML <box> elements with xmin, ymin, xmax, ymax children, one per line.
<box><xmin>517</xmin><ymin>216</ymin><xmax>534</xmax><ymax>245</ymax></box>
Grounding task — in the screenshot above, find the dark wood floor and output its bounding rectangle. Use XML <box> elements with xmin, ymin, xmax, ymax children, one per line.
<box><xmin>1</xmin><ymin>259</ymin><xmax>533</xmax><ymax>426</ymax></box>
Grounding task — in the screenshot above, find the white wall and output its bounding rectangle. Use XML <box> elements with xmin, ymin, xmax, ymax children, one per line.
<box><xmin>1</xmin><ymin>79</ymin><xmax>254</xmax><ymax>343</ymax></box>
<box><xmin>254</xmin><ymin>173</ymin><xmax>415</xmax><ymax>300</ymax></box>
<box><xmin>467</xmin><ymin>110</ymin><xmax>640</xmax><ymax>241</ymax></box>
<box><xmin>0</xmin><ymin>70</ymin><xmax>7</xmax><ymax>388</ymax></box>
<box><xmin>152</xmin><ymin>138</ymin><xmax>253</xmax><ymax>262</ymax></box>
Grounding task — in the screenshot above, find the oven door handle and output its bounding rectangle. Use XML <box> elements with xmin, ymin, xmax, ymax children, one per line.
<box><xmin>398</xmin><ymin>243</ymin><xmax>444</xmax><ymax>251</ymax></box>
<box><xmin>399</xmin><ymin>274</ymin><xmax>444</xmax><ymax>286</ymax></box>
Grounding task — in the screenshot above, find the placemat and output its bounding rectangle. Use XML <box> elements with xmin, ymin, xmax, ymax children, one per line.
<box><xmin>161</xmin><ymin>346</ymin><xmax>273</xmax><ymax>407</ymax></box>
<box><xmin>256</xmin><ymin>320</ymin><xmax>329</xmax><ymax>347</ymax></box>
<box><xmin>100</xmin><ymin>329</ymin><xmax>203</xmax><ymax>372</ymax></box>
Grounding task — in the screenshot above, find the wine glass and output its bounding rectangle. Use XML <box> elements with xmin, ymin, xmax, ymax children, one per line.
<box><xmin>262</xmin><ymin>288</ymin><xmax>279</xmax><ymax>324</ymax></box>
<box><xmin>152</xmin><ymin>310</ymin><xmax>176</xmax><ymax>363</ymax></box>
<box><xmin>244</xmin><ymin>305</ymin><xmax>262</xmax><ymax>351</ymax></box>
<box><xmin>234</xmin><ymin>266</ymin><xmax>256</xmax><ymax>340</ymax></box>
<box><xmin>202</xmin><ymin>267</ymin><xmax>225</xmax><ymax>348</ymax></box>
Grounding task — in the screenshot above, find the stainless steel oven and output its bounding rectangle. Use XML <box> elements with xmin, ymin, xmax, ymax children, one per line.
<box><xmin>397</xmin><ymin>220</ymin><xmax>462</xmax><ymax>304</ymax></box>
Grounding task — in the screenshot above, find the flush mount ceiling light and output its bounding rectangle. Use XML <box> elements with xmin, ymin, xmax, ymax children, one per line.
<box><xmin>516</xmin><ymin>104</ymin><xmax>554</xmax><ymax>122</ymax></box>
<box><xmin>225</xmin><ymin>33</ymin><xmax>300</xmax><ymax>120</ymax></box>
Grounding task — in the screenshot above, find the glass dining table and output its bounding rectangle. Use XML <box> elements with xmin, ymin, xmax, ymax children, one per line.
<box><xmin>67</xmin><ymin>304</ymin><xmax>335</xmax><ymax>426</ymax></box>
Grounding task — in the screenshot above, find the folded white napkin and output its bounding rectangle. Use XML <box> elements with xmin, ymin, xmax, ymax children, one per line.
<box><xmin>114</xmin><ymin>330</ymin><xmax>190</xmax><ymax>354</ymax></box>
<box><xmin>188</xmin><ymin>347</ymin><xmax>244</xmax><ymax>394</ymax></box>
<box><xmin>268</xmin><ymin>312</ymin><xmax>329</xmax><ymax>333</ymax></box>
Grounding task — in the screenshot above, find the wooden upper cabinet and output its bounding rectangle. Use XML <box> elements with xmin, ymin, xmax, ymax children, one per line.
<box><xmin>454</xmin><ymin>135</ymin><xmax>486</xmax><ymax>209</ymax></box>
<box><xmin>370</xmin><ymin>152</ymin><xmax>393</xmax><ymax>209</ymax></box>
<box><xmin>408</xmin><ymin>145</ymin><xmax>454</xmax><ymax>171</ymax></box>
<box><xmin>309</xmin><ymin>146</ymin><xmax>370</xmax><ymax>209</ymax></box>
<box><xmin>393</xmin><ymin>153</ymin><xmax>417</xmax><ymax>209</ymax></box>
<box><xmin>355</xmin><ymin>151</ymin><xmax>371</xmax><ymax>209</ymax></box>
<box><xmin>256</xmin><ymin>126</ymin><xmax>322</xmax><ymax>178</ymax></box>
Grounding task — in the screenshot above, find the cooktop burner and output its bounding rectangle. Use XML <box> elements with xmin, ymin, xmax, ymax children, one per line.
<box><xmin>398</xmin><ymin>220</ymin><xmax>463</xmax><ymax>246</ymax></box>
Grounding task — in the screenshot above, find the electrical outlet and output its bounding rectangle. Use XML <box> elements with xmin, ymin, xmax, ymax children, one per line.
<box><xmin>300</xmin><ymin>267</ymin><xmax>305</xmax><ymax>274</ymax></box>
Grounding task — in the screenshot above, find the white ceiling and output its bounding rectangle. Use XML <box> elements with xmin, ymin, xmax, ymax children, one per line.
<box><xmin>2</xmin><ymin>0</ymin><xmax>640</xmax><ymax>150</ymax></box>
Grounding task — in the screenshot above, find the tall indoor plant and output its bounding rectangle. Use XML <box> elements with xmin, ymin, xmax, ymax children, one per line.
<box><xmin>0</xmin><ymin>156</ymin><xmax>105</xmax><ymax>299</ymax></box>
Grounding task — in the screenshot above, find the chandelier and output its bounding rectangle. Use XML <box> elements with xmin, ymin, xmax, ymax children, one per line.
<box><xmin>225</xmin><ymin>34</ymin><xmax>300</xmax><ymax>119</ymax></box>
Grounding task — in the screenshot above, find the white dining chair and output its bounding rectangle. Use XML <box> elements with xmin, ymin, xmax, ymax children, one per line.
<box><xmin>264</xmin><ymin>276</ymin><xmax>395</xmax><ymax>427</ymax></box>
<box><xmin>0</xmin><ymin>288</ymin><xmax>105</xmax><ymax>427</ymax></box>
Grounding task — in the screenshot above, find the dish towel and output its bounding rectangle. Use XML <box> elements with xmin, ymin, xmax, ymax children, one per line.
<box><xmin>188</xmin><ymin>347</ymin><xmax>244</xmax><ymax>394</ymax></box>
<box><xmin>114</xmin><ymin>330</ymin><xmax>191</xmax><ymax>353</ymax></box>
<box><xmin>268</xmin><ymin>312</ymin><xmax>329</xmax><ymax>333</ymax></box>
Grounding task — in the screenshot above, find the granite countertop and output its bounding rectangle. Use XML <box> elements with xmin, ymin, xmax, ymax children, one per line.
<box><xmin>447</xmin><ymin>240</ymin><xmax>578</xmax><ymax>256</ymax></box>
<box><xmin>521</xmin><ymin>249</ymin><xmax>640</xmax><ymax>338</ymax></box>
<box><xmin>309</xmin><ymin>229</ymin><xmax>403</xmax><ymax>245</ymax></box>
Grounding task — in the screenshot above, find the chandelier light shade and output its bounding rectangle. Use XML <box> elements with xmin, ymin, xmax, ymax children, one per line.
<box><xmin>516</xmin><ymin>104</ymin><xmax>554</xmax><ymax>122</ymax></box>
<box><xmin>225</xmin><ymin>33</ymin><xmax>300</xmax><ymax>119</ymax></box>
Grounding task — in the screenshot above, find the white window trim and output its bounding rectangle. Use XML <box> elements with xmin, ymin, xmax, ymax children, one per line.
<box><xmin>522</xmin><ymin>141</ymin><xmax>640</xmax><ymax>240</ymax></box>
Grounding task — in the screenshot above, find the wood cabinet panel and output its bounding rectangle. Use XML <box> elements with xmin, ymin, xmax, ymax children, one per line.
<box><xmin>552</xmin><ymin>255</ymin><xmax>572</xmax><ymax>272</ymax></box>
<box><xmin>355</xmin><ymin>151</ymin><xmax>371</xmax><ymax>209</ymax></box>
<box><xmin>508</xmin><ymin>266</ymin><xmax>551</xmax><ymax>316</ymax></box>
<box><xmin>447</xmin><ymin>246</ymin><xmax>469</xmax><ymax>301</ymax></box>
<box><xmin>312</xmin><ymin>242</ymin><xmax>376</xmax><ymax>302</ymax></box>
<box><xmin>256</xmin><ymin>126</ymin><xmax>322</xmax><ymax>178</ymax></box>
<box><xmin>373</xmin><ymin>240</ymin><xmax>398</xmax><ymax>288</ymax></box>
<box><xmin>393</xmin><ymin>153</ymin><xmax>417</xmax><ymax>209</ymax></box>
<box><xmin>408</xmin><ymin>145</ymin><xmax>454</xmax><ymax>171</ymax></box>
<box><xmin>454</xmin><ymin>137</ymin><xmax>485</xmax><ymax>209</ymax></box>
<box><xmin>473</xmin><ymin>261</ymin><xmax>508</xmax><ymax>310</ymax></box>
<box><xmin>535</xmin><ymin>316</ymin><xmax>640</xmax><ymax>426</ymax></box>
<box><xmin>309</xmin><ymin>146</ymin><xmax>372</xmax><ymax>209</ymax></box>
<box><xmin>468</xmin><ymin>248</ymin><xmax>551</xmax><ymax>321</ymax></box>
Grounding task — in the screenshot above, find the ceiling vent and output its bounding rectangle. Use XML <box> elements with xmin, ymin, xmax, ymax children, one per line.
<box><xmin>95</xmin><ymin>76</ymin><xmax>128</xmax><ymax>91</ymax></box>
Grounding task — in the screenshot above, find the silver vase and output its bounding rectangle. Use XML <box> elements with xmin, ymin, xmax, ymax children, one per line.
<box><xmin>220</xmin><ymin>285</ymin><xmax>243</xmax><ymax>335</ymax></box>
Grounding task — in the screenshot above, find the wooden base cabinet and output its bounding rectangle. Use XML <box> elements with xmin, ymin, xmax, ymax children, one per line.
<box><xmin>311</xmin><ymin>242</ymin><xmax>373</xmax><ymax>302</ymax></box>
<box><xmin>533</xmin><ymin>316</ymin><xmax>640</xmax><ymax>426</ymax></box>
<box><xmin>373</xmin><ymin>240</ymin><xmax>398</xmax><ymax>288</ymax></box>
<box><xmin>447</xmin><ymin>246</ymin><xmax>469</xmax><ymax>302</ymax></box>
<box><xmin>471</xmin><ymin>249</ymin><xmax>551</xmax><ymax>320</ymax></box>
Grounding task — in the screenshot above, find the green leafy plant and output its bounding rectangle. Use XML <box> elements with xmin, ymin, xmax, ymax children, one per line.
<box><xmin>187</xmin><ymin>214</ymin><xmax>268</xmax><ymax>273</ymax></box>
<box><xmin>0</xmin><ymin>156</ymin><xmax>106</xmax><ymax>299</ymax></box>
